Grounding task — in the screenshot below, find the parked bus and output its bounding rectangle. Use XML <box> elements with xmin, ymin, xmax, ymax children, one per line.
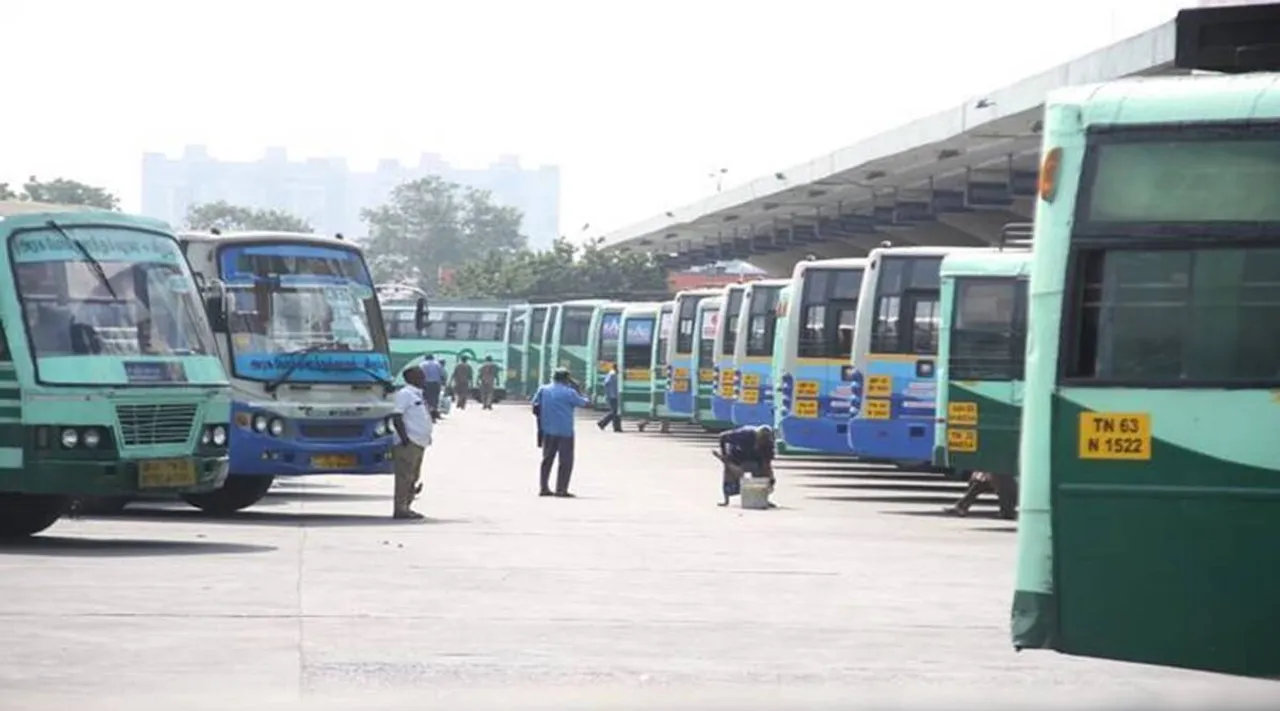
<box><xmin>731</xmin><ymin>278</ymin><xmax>789</xmax><ymax>427</ymax></box>
<box><xmin>711</xmin><ymin>284</ymin><xmax>747</xmax><ymax>424</ymax></box>
<box><xmin>1013</xmin><ymin>3</ymin><xmax>1280</xmax><ymax>678</ymax></box>
<box><xmin>537</xmin><ymin>304</ymin><xmax>561</xmax><ymax>386</ymax></box>
<box><xmin>770</xmin><ymin>284</ymin><xmax>793</xmax><ymax>444</ymax></box>
<box><xmin>643</xmin><ymin>301</ymin><xmax>675</xmax><ymax>430</ymax></box>
<box><xmin>933</xmin><ymin>245</ymin><xmax>1030</xmax><ymax>483</ymax></box>
<box><xmin>776</xmin><ymin>258</ymin><xmax>866</xmax><ymax>455</ymax></box>
<box><xmin>179</xmin><ymin>230</ymin><xmax>397</xmax><ymax>513</ymax></box>
<box><xmin>522</xmin><ymin>305</ymin><xmax>549</xmax><ymax>396</ymax></box>
<box><xmin>664</xmin><ymin>289</ymin><xmax>720</xmax><ymax>421</ymax></box>
<box><xmin>618</xmin><ymin>302</ymin><xmax>660</xmax><ymax>421</ymax></box>
<box><xmin>0</xmin><ymin>203</ymin><xmax>231</xmax><ymax>536</ymax></box>
<box><xmin>381</xmin><ymin>297</ymin><xmax>509</xmax><ymax>400</ymax></box>
<box><xmin>847</xmin><ymin>246</ymin><xmax>979</xmax><ymax>467</ymax></box>
<box><xmin>505</xmin><ymin>305</ymin><xmax>528</xmax><ymax>398</ymax></box>
<box><xmin>548</xmin><ymin>299</ymin><xmax>606</xmax><ymax>393</ymax></box>
<box><xmin>692</xmin><ymin>296</ymin><xmax>724</xmax><ymax>428</ymax></box>
<box><xmin>591</xmin><ymin>303</ymin><xmax>626</xmax><ymax>407</ymax></box>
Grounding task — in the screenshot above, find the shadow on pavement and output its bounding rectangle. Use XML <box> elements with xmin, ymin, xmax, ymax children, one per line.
<box><xmin>0</xmin><ymin>536</ymin><xmax>276</xmax><ymax>558</ymax></box>
<box><xmin>882</xmin><ymin>508</ymin><xmax>1005</xmax><ymax>521</ymax></box>
<box><xmin>807</xmin><ymin>493</ymin><xmax>965</xmax><ymax>506</ymax></box>
<box><xmin>786</xmin><ymin>469</ymin><xmax>943</xmax><ymax>482</ymax></box>
<box><xmin>797</xmin><ymin>480</ymin><xmax>966</xmax><ymax>494</ymax></box>
<box><xmin>261</xmin><ymin>490</ymin><xmax>390</xmax><ymax>504</ymax></box>
<box><xmin>102</xmin><ymin>507</ymin><xmax>468</xmax><ymax>528</ymax></box>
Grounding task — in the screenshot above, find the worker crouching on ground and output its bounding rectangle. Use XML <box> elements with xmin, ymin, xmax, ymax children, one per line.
<box><xmin>712</xmin><ymin>424</ymin><xmax>777</xmax><ymax>508</ymax></box>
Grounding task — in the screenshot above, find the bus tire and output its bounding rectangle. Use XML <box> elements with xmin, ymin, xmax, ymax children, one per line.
<box><xmin>182</xmin><ymin>475</ymin><xmax>274</xmax><ymax>515</ymax></box>
<box><xmin>0</xmin><ymin>494</ymin><xmax>67</xmax><ymax>538</ymax></box>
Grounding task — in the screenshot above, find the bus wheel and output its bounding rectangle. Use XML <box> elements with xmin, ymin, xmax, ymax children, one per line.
<box><xmin>182</xmin><ymin>475</ymin><xmax>275</xmax><ymax>515</ymax></box>
<box><xmin>0</xmin><ymin>494</ymin><xmax>67</xmax><ymax>538</ymax></box>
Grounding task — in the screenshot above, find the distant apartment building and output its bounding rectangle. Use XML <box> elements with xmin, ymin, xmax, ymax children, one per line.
<box><xmin>140</xmin><ymin>146</ymin><xmax>562</xmax><ymax>249</ymax></box>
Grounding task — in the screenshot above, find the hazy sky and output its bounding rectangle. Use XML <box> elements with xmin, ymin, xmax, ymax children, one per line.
<box><xmin>6</xmin><ymin>0</ymin><xmax>1188</xmax><ymax>241</ymax></box>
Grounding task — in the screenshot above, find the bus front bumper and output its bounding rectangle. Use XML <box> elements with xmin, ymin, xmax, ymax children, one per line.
<box><xmin>0</xmin><ymin>454</ymin><xmax>229</xmax><ymax>497</ymax></box>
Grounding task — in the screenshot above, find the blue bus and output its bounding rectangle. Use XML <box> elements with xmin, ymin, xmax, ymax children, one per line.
<box><xmin>776</xmin><ymin>258</ymin><xmax>866</xmax><ymax>454</ymax></box>
<box><xmin>711</xmin><ymin>284</ymin><xmax>747</xmax><ymax>425</ymax></box>
<box><xmin>847</xmin><ymin>246</ymin><xmax>977</xmax><ymax>466</ymax></box>
<box><xmin>731</xmin><ymin>278</ymin><xmax>789</xmax><ymax>427</ymax></box>
<box><xmin>664</xmin><ymin>288</ymin><xmax>720</xmax><ymax>421</ymax></box>
<box><xmin>179</xmin><ymin>231</ymin><xmax>397</xmax><ymax>513</ymax></box>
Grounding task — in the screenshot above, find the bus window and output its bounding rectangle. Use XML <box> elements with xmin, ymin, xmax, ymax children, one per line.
<box><xmin>676</xmin><ymin>298</ymin><xmax>699</xmax><ymax>354</ymax></box>
<box><xmin>870</xmin><ymin>257</ymin><xmax>943</xmax><ymax>355</ymax></box>
<box><xmin>722</xmin><ymin>289</ymin><xmax>744</xmax><ymax>356</ymax></box>
<box><xmin>746</xmin><ymin>287</ymin><xmax>781</xmax><ymax>356</ymax></box>
<box><xmin>623</xmin><ymin>318</ymin><xmax>655</xmax><ymax>368</ymax></box>
<box><xmin>698</xmin><ymin>319</ymin><xmax>716</xmax><ymax>366</ymax></box>
<box><xmin>561</xmin><ymin>307</ymin><xmax>593</xmax><ymax>347</ymax></box>
<box><xmin>476</xmin><ymin>312</ymin><xmax>506</xmax><ymax>341</ymax></box>
<box><xmin>529</xmin><ymin>309</ymin><xmax>548</xmax><ymax>342</ymax></box>
<box><xmin>424</xmin><ymin>316</ymin><xmax>449</xmax><ymax>340</ymax></box>
<box><xmin>508</xmin><ymin>313</ymin><xmax>526</xmax><ymax>345</ymax></box>
<box><xmin>1067</xmin><ymin>247</ymin><xmax>1280</xmax><ymax>382</ymax></box>
<box><xmin>656</xmin><ymin>311</ymin><xmax>673</xmax><ymax>367</ymax></box>
<box><xmin>799</xmin><ymin>269</ymin><xmax>863</xmax><ymax>358</ymax></box>
<box><xmin>950</xmin><ymin>278</ymin><xmax>1028</xmax><ymax>381</ymax></box>
<box><xmin>597</xmin><ymin>311</ymin><xmax>621</xmax><ymax>362</ymax></box>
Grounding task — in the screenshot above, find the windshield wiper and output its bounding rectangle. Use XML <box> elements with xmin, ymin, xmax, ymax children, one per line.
<box><xmin>263</xmin><ymin>342</ymin><xmax>348</xmax><ymax>394</ymax></box>
<box><xmin>47</xmin><ymin>221</ymin><xmax>117</xmax><ymax>300</ymax></box>
<box><xmin>346</xmin><ymin>363</ymin><xmax>397</xmax><ymax>396</ymax></box>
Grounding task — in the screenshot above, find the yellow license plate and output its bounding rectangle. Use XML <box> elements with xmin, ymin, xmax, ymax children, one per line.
<box><xmin>794</xmin><ymin>400</ymin><xmax>819</xmax><ymax>419</ymax></box>
<box><xmin>719</xmin><ymin>369</ymin><xmax>735</xmax><ymax>385</ymax></box>
<box><xmin>948</xmin><ymin>401</ymin><xmax>979</xmax><ymax>427</ymax></box>
<box><xmin>795</xmin><ymin>380</ymin><xmax>820</xmax><ymax>398</ymax></box>
<box><xmin>672</xmin><ymin>379</ymin><xmax>690</xmax><ymax>393</ymax></box>
<box><xmin>743</xmin><ymin>373</ymin><xmax>761</xmax><ymax>388</ymax></box>
<box><xmin>313</xmin><ymin>454</ymin><xmax>358</xmax><ymax>469</ymax></box>
<box><xmin>863</xmin><ymin>399</ymin><xmax>891</xmax><ymax>420</ymax></box>
<box><xmin>698</xmin><ymin>368</ymin><xmax>715</xmax><ymax>383</ymax></box>
<box><xmin>719</xmin><ymin>384</ymin><xmax>736</xmax><ymax>398</ymax></box>
<box><xmin>948</xmin><ymin>428</ymin><xmax>978</xmax><ymax>452</ymax></box>
<box><xmin>625</xmin><ymin>368</ymin><xmax>649</xmax><ymax>381</ymax></box>
<box><xmin>138</xmin><ymin>458</ymin><xmax>197</xmax><ymax>489</ymax></box>
<box><xmin>867</xmin><ymin>374</ymin><xmax>893</xmax><ymax>398</ymax></box>
<box><xmin>739</xmin><ymin>388</ymin><xmax>760</xmax><ymax>405</ymax></box>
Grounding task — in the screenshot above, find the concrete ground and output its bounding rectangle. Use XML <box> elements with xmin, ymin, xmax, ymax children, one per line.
<box><xmin>1</xmin><ymin>404</ymin><xmax>1276</xmax><ymax>710</ymax></box>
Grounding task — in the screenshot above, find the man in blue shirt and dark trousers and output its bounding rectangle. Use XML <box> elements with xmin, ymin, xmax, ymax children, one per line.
<box><xmin>531</xmin><ymin>367</ymin><xmax>590</xmax><ymax>498</ymax></box>
<box><xmin>419</xmin><ymin>354</ymin><xmax>446</xmax><ymax>422</ymax></box>
<box><xmin>596</xmin><ymin>365</ymin><xmax>622</xmax><ymax>432</ymax></box>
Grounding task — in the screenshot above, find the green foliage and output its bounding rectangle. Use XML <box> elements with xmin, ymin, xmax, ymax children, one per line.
<box><xmin>361</xmin><ymin>176</ymin><xmax>526</xmax><ymax>292</ymax></box>
<box><xmin>186</xmin><ymin>201</ymin><xmax>313</xmax><ymax>233</ymax></box>
<box><xmin>0</xmin><ymin>183</ymin><xmax>16</xmax><ymax>200</ymax></box>
<box><xmin>16</xmin><ymin>176</ymin><xmax>120</xmax><ymax>210</ymax></box>
<box><xmin>440</xmin><ymin>237</ymin><xmax>671</xmax><ymax>301</ymax></box>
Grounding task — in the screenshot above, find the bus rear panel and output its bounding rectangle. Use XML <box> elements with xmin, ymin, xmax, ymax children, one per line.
<box><xmin>711</xmin><ymin>285</ymin><xmax>746</xmax><ymax>424</ymax></box>
<box><xmin>648</xmin><ymin>303</ymin><xmax>675</xmax><ymax>420</ymax></box>
<box><xmin>665</xmin><ymin>291</ymin><xmax>715</xmax><ymax>419</ymax></box>
<box><xmin>732</xmin><ymin>279</ymin><xmax>787</xmax><ymax>427</ymax></box>
<box><xmin>693</xmin><ymin>298</ymin><xmax>723</xmax><ymax>427</ymax></box>
<box><xmin>619</xmin><ymin>304</ymin><xmax>659</xmax><ymax>418</ymax></box>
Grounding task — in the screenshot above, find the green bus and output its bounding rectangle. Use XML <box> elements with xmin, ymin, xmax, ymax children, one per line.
<box><xmin>770</xmin><ymin>284</ymin><xmax>792</xmax><ymax>449</ymax></box>
<box><xmin>521</xmin><ymin>304</ymin><xmax>551</xmax><ymax>396</ymax></box>
<box><xmin>380</xmin><ymin>296</ymin><xmax>509</xmax><ymax>399</ymax></box>
<box><xmin>0</xmin><ymin>202</ymin><xmax>230</xmax><ymax>537</ymax></box>
<box><xmin>642</xmin><ymin>301</ymin><xmax>675</xmax><ymax>431</ymax></box>
<box><xmin>505</xmin><ymin>305</ymin><xmax>529</xmax><ymax>398</ymax></box>
<box><xmin>933</xmin><ymin>244</ymin><xmax>1030</xmax><ymax>513</ymax></box>
<box><xmin>692</xmin><ymin>296</ymin><xmax>723</xmax><ymax>429</ymax></box>
<box><xmin>590</xmin><ymin>303</ymin><xmax>626</xmax><ymax>408</ymax></box>
<box><xmin>618</xmin><ymin>302</ymin><xmax>660</xmax><ymax>420</ymax></box>
<box><xmin>546</xmin><ymin>299</ymin><xmax>607</xmax><ymax>398</ymax></box>
<box><xmin>1013</xmin><ymin>3</ymin><xmax>1280</xmax><ymax>678</ymax></box>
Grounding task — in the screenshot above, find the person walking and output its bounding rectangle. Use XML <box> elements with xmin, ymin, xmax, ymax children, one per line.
<box><xmin>390</xmin><ymin>366</ymin><xmax>434</xmax><ymax>519</ymax></box>
<box><xmin>451</xmin><ymin>355</ymin><xmax>475</xmax><ymax>410</ymax></box>
<box><xmin>531</xmin><ymin>367</ymin><xmax>590</xmax><ymax>498</ymax></box>
<box><xmin>596</xmin><ymin>365</ymin><xmax>622</xmax><ymax>432</ymax></box>
<box><xmin>419</xmin><ymin>354</ymin><xmax>445</xmax><ymax>421</ymax></box>
<box><xmin>478</xmin><ymin>355</ymin><xmax>500</xmax><ymax>410</ymax></box>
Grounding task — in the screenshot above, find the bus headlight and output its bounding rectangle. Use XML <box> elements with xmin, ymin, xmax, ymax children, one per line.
<box><xmin>201</xmin><ymin>428</ymin><xmax>213</xmax><ymax>445</ymax></box>
<box><xmin>268</xmin><ymin>418</ymin><xmax>285</xmax><ymax>437</ymax></box>
<box><xmin>82</xmin><ymin>428</ymin><xmax>102</xmax><ymax>449</ymax></box>
<box><xmin>252</xmin><ymin>414</ymin><xmax>269</xmax><ymax>433</ymax></box>
<box><xmin>212</xmin><ymin>425</ymin><xmax>228</xmax><ymax>446</ymax></box>
<box><xmin>60</xmin><ymin>428</ymin><xmax>79</xmax><ymax>449</ymax></box>
<box><xmin>374</xmin><ymin>419</ymin><xmax>388</xmax><ymax>436</ymax></box>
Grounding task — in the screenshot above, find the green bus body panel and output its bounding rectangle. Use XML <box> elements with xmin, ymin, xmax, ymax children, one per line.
<box><xmin>946</xmin><ymin>382</ymin><xmax>1022</xmax><ymax>477</ymax></box>
<box><xmin>1013</xmin><ymin>72</ymin><xmax>1280</xmax><ymax>678</ymax></box>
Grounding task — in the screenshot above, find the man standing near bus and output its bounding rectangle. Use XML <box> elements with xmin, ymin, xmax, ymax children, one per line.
<box><xmin>452</xmin><ymin>355</ymin><xmax>475</xmax><ymax>410</ymax></box>
<box><xmin>391</xmin><ymin>366</ymin><xmax>434</xmax><ymax>520</ymax></box>
<box><xmin>531</xmin><ymin>367</ymin><xmax>590</xmax><ymax>497</ymax></box>
<box><xmin>419</xmin><ymin>354</ymin><xmax>445</xmax><ymax>421</ymax></box>
<box><xmin>596</xmin><ymin>364</ymin><xmax>622</xmax><ymax>432</ymax></box>
<box><xmin>478</xmin><ymin>355</ymin><xmax>500</xmax><ymax>410</ymax></box>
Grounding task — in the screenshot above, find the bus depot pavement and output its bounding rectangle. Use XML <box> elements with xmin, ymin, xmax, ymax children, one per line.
<box><xmin>1</xmin><ymin>405</ymin><xmax>1276</xmax><ymax>710</ymax></box>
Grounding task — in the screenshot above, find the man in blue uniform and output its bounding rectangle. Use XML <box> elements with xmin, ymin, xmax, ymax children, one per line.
<box><xmin>419</xmin><ymin>354</ymin><xmax>446</xmax><ymax>421</ymax></box>
<box><xmin>713</xmin><ymin>424</ymin><xmax>776</xmax><ymax>507</ymax></box>
<box><xmin>531</xmin><ymin>367</ymin><xmax>590</xmax><ymax>497</ymax></box>
<box><xmin>596</xmin><ymin>365</ymin><xmax>622</xmax><ymax>432</ymax></box>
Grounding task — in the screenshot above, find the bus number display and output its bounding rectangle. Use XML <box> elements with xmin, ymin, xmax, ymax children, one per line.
<box><xmin>672</xmin><ymin>379</ymin><xmax>690</xmax><ymax>393</ymax></box>
<box><xmin>793</xmin><ymin>400</ymin><xmax>818</xmax><ymax>419</ymax></box>
<box><xmin>739</xmin><ymin>388</ymin><xmax>759</xmax><ymax>405</ymax></box>
<box><xmin>795</xmin><ymin>380</ymin><xmax>819</xmax><ymax>398</ymax></box>
<box><xmin>698</xmin><ymin>368</ymin><xmax>715</xmax><ymax>383</ymax></box>
<box><xmin>743</xmin><ymin>373</ymin><xmax>761</xmax><ymax>388</ymax></box>
<box><xmin>867</xmin><ymin>375</ymin><xmax>893</xmax><ymax>398</ymax></box>
<box><xmin>948</xmin><ymin>428</ymin><xmax>977</xmax><ymax>453</ymax></box>
<box><xmin>948</xmin><ymin>401</ymin><xmax>979</xmax><ymax>427</ymax></box>
<box><xmin>1078</xmin><ymin>412</ymin><xmax>1151</xmax><ymax>461</ymax></box>
<box><xmin>719</xmin><ymin>383</ymin><xmax>736</xmax><ymax>398</ymax></box>
<box><xmin>863</xmin><ymin>399</ymin><xmax>891</xmax><ymax>420</ymax></box>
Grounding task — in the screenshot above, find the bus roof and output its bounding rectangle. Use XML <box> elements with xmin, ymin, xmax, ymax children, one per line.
<box><xmin>745</xmin><ymin>277</ymin><xmax>792</xmax><ymax>289</ymax></box>
<box><xmin>1049</xmin><ymin>72</ymin><xmax>1280</xmax><ymax>127</ymax></box>
<box><xmin>383</xmin><ymin>300</ymin><xmax>511</xmax><ymax>312</ymax></box>
<box><xmin>674</xmin><ymin>287</ymin><xmax>723</xmax><ymax>300</ymax></box>
<box><xmin>697</xmin><ymin>296</ymin><xmax>723</xmax><ymax>309</ymax></box>
<box><xmin>622</xmin><ymin>301</ymin><xmax>663</xmax><ymax>316</ymax></box>
<box><xmin>0</xmin><ymin>201</ymin><xmax>170</xmax><ymax>231</ymax></box>
<box><xmin>558</xmin><ymin>298</ymin><xmax>612</xmax><ymax>307</ymax></box>
<box><xmin>940</xmin><ymin>249</ymin><xmax>1033</xmax><ymax>279</ymax></box>
<box><xmin>790</xmin><ymin>257</ymin><xmax>867</xmax><ymax>278</ymax></box>
<box><xmin>868</xmin><ymin>245</ymin><xmax>988</xmax><ymax>260</ymax></box>
<box><xmin>178</xmin><ymin>230</ymin><xmax>352</xmax><ymax>246</ymax></box>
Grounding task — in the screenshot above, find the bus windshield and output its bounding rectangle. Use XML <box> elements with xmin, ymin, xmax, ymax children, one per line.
<box><xmin>623</xmin><ymin>317</ymin><xmax>655</xmax><ymax>368</ymax></box>
<box><xmin>799</xmin><ymin>268</ymin><xmax>862</xmax><ymax>357</ymax></box>
<box><xmin>656</xmin><ymin>310</ymin><xmax>673</xmax><ymax>367</ymax></box>
<box><xmin>12</xmin><ymin>225</ymin><xmax>216</xmax><ymax>384</ymax></box>
<box><xmin>217</xmin><ymin>242</ymin><xmax>388</xmax><ymax>383</ymax></box>
<box><xmin>722</xmin><ymin>289</ymin><xmax>744</xmax><ymax>356</ymax></box>
<box><xmin>598</xmin><ymin>311</ymin><xmax>621</xmax><ymax>360</ymax></box>
<box><xmin>561</xmin><ymin>307</ymin><xmax>594</xmax><ymax>347</ymax></box>
<box><xmin>950</xmin><ymin>278</ymin><xmax>1027</xmax><ymax>381</ymax></box>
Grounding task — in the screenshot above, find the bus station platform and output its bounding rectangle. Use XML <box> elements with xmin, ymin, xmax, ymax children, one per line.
<box><xmin>1</xmin><ymin>404</ymin><xmax>1275</xmax><ymax>710</ymax></box>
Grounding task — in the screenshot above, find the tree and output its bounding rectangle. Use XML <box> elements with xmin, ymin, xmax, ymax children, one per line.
<box><xmin>0</xmin><ymin>183</ymin><xmax>16</xmax><ymax>200</ymax></box>
<box><xmin>361</xmin><ymin>176</ymin><xmax>526</xmax><ymax>292</ymax></box>
<box><xmin>439</xmin><ymin>237</ymin><xmax>671</xmax><ymax>301</ymax></box>
<box><xmin>186</xmin><ymin>201</ymin><xmax>313</xmax><ymax>233</ymax></box>
<box><xmin>20</xmin><ymin>176</ymin><xmax>119</xmax><ymax>210</ymax></box>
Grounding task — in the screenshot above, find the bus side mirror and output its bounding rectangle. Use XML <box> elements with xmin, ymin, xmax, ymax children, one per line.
<box><xmin>414</xmin><ymin>297</ymin><xmax>429</xmax><ymax>332</ymax></box>
<box><xmin>203</xmin><ymin>279</ymin><xmax>228</xmax><ymax>332</ymax></box>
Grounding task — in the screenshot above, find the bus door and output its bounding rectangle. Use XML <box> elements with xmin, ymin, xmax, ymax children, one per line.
<box><xmin>620</xmin><ymin>313</ymin><xmax>655</xmax><ymax>417</ymax></box>
<box><xmin>650</xmin><ymin>306</ymin><xmax>674</xmax><ymax>419</ymax></box>
<box><xmin>712</xmin><ymin>288</ymin><xmax>744</xmax><ymax>423</ymax></box>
